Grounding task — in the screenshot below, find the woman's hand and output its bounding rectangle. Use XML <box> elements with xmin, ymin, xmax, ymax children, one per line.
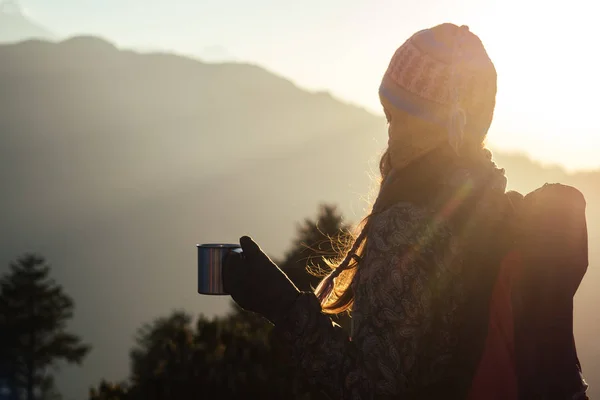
<box><xmin>223</xmin><ymin>236</ymin><xmax>300</xmax><ymax>325</ymax></box>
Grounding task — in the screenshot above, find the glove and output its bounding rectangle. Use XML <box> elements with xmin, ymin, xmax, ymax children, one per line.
<box><xmin>222</xmin><ymin>236</ymin><xmax>300</xmax><ymax>325</ymax></box>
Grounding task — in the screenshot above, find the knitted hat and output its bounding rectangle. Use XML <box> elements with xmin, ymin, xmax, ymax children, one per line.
<box><xmin>380</xmin><ymin>23</ymin><xmax>497</xmax><ymax>154</ymax></box>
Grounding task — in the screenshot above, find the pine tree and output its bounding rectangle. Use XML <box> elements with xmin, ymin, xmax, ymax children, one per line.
<box><xmin>278</xmin><ymin>204</ymin><xmax>353</xmax><ymax>332</ymax></box>
<box><xmin>279</xmin><ymin>203</ymin><xmax>352</xmax><ymax>292</ymax></box>
<box><xmin>0</xmin><ymin>254</ymin><xmax>91</xmax><ymax>400</ymax></box>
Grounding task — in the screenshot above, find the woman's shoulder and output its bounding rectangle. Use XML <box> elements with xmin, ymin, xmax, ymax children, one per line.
<box><xmin>371</xmin><ymin>201</ymin><xmax>430</xmax><ymax>229</ymax></box>
<box><xmin>368</xmin><ymin>201</ymin><xmax>453</xmax><ymax>251</ymax></box>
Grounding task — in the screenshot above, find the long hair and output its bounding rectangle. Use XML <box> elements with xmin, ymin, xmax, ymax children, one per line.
<box><xmin>314</xmin><ymin>131</ymin><xmax>500</xmax><ymax>314</ymax></box>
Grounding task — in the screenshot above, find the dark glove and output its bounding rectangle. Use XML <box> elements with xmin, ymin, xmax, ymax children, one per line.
<box><xmin>223</xmin><ymin>236</ymin><xmax>300</xmax><ymax>325</ymax></box>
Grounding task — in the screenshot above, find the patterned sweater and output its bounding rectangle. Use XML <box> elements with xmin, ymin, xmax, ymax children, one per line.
<box><xmin>272</xmin><ymin>201</ymin><xmax>466</xmax><ymax>399</ymax></box>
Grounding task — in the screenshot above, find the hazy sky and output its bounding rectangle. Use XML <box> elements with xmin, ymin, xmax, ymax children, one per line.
<box><xmin>21</xmin><ymin>0</ymin><xmax>600</xmax><ymax>171</ymax></box>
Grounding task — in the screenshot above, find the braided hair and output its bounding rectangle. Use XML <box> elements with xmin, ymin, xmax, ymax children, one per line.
<box><xmin>314</xmin><ymin>138</ymin><xmax>505</xmax><ymax>314</ymax></box>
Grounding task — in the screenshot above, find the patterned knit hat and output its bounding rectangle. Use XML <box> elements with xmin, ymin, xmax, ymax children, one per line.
<box><xmin>380</xmin><ymin>23</ymin><xmax>497</xmax><ymax>155</ymax></box>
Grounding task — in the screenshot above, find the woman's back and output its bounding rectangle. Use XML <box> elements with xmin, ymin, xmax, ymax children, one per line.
<box><xmin>351</xmin><ymin>201</ymin><xmax>464</xmax><ymax>395</ymax></box>
<box><xmin>350</xmin><ymin>160</ymin><xmax>511</xmax><ymax>398</ymax></box>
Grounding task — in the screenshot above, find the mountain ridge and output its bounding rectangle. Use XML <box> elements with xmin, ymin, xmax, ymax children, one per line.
<box><xmin>0</xmin><ymin>1</ymin><xmax>55</xmax><ymax>43</ymax></box>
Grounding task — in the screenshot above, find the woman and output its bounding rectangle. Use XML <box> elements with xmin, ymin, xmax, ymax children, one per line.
<box><xmin>222</xmin><ymin>23</ymin><xmax>574</xmax><ymax>399</ymax></box>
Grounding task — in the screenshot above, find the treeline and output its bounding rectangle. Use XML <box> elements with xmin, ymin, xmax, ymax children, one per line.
<box><xmin>0</xmin><ymin>205</ymin><xmax>351</xmax><ymax>400</ymax></box>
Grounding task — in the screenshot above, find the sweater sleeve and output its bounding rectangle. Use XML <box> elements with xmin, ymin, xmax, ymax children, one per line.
<box><xmin>271</xmin><ymin>203</ymin><xmax>457</xmax><ymax>399</ymax></box>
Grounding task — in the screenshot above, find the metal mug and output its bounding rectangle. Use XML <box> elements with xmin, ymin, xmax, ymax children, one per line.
<box><xmin>197</xmin><ymin>243</ymin><xmax>242</xmax><ymax>295</ymax></box>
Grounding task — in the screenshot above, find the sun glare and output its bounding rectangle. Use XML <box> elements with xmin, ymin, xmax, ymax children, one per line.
<box><xmin>469</xmin><ymin>4</ymin><xmax>599</xmax><ymax>172</ymax></box>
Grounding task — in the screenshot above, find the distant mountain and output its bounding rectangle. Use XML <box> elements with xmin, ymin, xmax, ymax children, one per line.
<box><xmin>0</xmin><ymin>1</ymin><xmax>55</xmax><ymax>43</ymax></box>
<box><xmin>0</xmin><ymin>36</ymin><xmax>598</xmax><ymax>400</ymax></box>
